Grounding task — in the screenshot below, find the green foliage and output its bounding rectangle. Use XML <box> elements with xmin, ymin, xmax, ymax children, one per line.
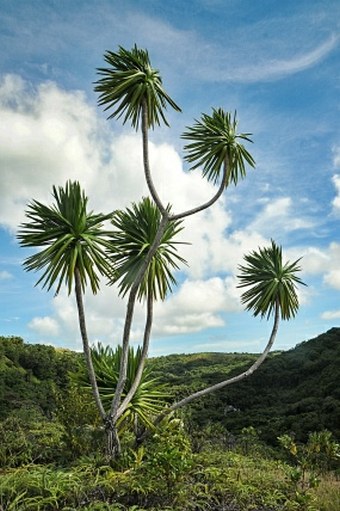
<box><xmin>17</xmin><ymin>180</ymin><xmax>113</xmax><ymax>295</ymax></box>
<box><xmin>0</xmin><ymin>432</ymin><xmax>339</xmax><ymax>510</ymax></box>
<box><xmin>0</xmin><ymin>408</ymin><xmax>64</xmax><ymax>467</ymax></box>
<box><xmin>147</xmin><ymin>328</ymin><xmax>340</xmax><ymax>445</ymax></box>
<box><xmin>55</xmin><ymin>384</ymin><xmax>103</xmax><ymax>461</ymax></box>
<box><xmin>72</xmin><ymin>344</ymin><xmax>169</xmax><ymax>432</ymax></box>
<box><xmin>108</xmin><ymin>197</ymin><xmax>187</xmax><ymax>300</ymax></box>
<box><xmin>182</xmin><ymin>108</ymin><xmax>255</xmax><ymax>186</ymax></box>
<box><xmin>238</xmin><ymin>239</ymin><xmax>305</xmax><ymax>320</ymax></box>
<box><xmin>95</xmin><ymin>44</ymin><xmax>181</xmax><ymax>129</ymax></box>
<box><xmin>0</xmin><ymin>336</ymin><xmax>79</xmax><ymax>420</ymax></box>
<box><xmin>278</xmin><ymin>431</ymin><xmax>340</xmax><ymax>510</ymax></box>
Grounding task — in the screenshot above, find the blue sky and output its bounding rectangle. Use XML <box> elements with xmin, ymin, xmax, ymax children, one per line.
<box><xmin>0</xmin><ymin>0</ymin><xmax>340</xmax><ymax>355</ymax></box>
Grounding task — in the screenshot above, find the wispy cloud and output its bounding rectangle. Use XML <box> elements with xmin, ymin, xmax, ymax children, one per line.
<box><xmin>0</xmin><ymin>270</ymin><xmax>12</xmax><ymax>280</ymax></box>
<box><xmin>126</xmin><ymin>11</ymin><xmax>339</xmax><ymax>83</ymax></box>
<box><xmin>321</xmin><ymin>309</ymin><xmax>340</xmax><ymax>320</ymax></box>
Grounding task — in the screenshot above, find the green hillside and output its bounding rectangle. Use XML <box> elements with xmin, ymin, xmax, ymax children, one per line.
<box><xmin>1</xmin><ymin>330</ymin><xmax>340</xmax><ymax>511</ymax></box>
<box><xmin>1</xmin><ymin>328</ymin><xmax>339</xmax><ymax>443</ymax></box>
<box><xmin>149</xmin><ymin>328</ymin><xmax>340</xmax><ymax>443</ymax></box>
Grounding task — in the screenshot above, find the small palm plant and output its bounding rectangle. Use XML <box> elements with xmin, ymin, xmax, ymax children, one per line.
<box><xmin>73</xmin><ymin>343</ymin><xmax>169</xmax><ymax>434</ymax></box>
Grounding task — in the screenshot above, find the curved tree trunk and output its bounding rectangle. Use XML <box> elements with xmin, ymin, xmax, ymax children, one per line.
<box><xmin>74</xmin><ymin>267</ymin><xmax>121</xmax><ymax>457</ymax></box>
<box><xmin>169</xmin><ymin>301</ymin><xmax>280</xmax><ymax>412</ymax></box>
<box><xmin>171</xmin><ymin>156</ymin><xmax>230</xmax><ymax>221</ymax></box>
<box><xmin>117</xmin><ymin>289</ymin><xmax>154</xmax><ymax>420</ymax></box>
<box><xmin>74</xmin><ymin>267</ymin><xmax>106</xmax><ymax>421</ymax></box>
<box><xmin>141</xmin><ymin>99</ymin><xmax>167</xmax><ymax>214</ymax></box>
<box><xmin>141</xmin><ymin>301</ymin><xmax>281</xmax><ymax>434</ymax></box>
<box><xmin>109</xmin><ymin>213</ymin><xmax>169</xmax><ymax>421</ymax></box>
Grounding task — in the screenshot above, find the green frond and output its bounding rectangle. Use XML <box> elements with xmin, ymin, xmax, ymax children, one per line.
<box><xmin>17</xmin><ymin>181</ymin><xmax>113</xmax><ymax>295</ymax></box>
<box><xmin>107</xmin><ymin>197</ymin><xmax>188</xmax><ymax>301</ymax></box>
<box><xmin>72</xmin><ymin>343</ymin><xmax>169</xmax><ymax>429</ymax></box>
<box><xmin>237</xmin><ymin>240</ymin><xmax>306</xmax><ymax>320</ymax></box>
<box><xmin>94</xmin><ymin>45</ymin><xmax>181</xmax><ymax>130</ymax></box>
<box><xmin>182</xmin><ymin>108</ymin><xmax>255</xmax><ymax>186</ymax></box>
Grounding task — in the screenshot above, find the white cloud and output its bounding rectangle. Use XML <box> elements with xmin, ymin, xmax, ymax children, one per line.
<box><xmin>331</xmin><ymin>174</ymin><xmax>340</xmax><ymax>214</ymax></box>
<box><xmin>321</xmin><ymin>310</ymin><xmax>340</xmax><ymax>320</ymax></box>
<box><xmin>28</xmin><ymin>316</ymin><xmax>60</xmax><ymax>337</ymax></box>
<box><xmin>249</xmin><ymin>197</ymin><xmax>313</xmax><ymax>237</ymax></box>
<box><xmin>0</xmin><ymin>270</ymin><xmax>12</xmax><ymax>280</ymax></box>
<box><xmin>323</xmin><ymin>270</ymin><xmax>340</xmax><ymax>290</ymax></box>
<box><xmin>287</xmin><ymin>242</ymin><xmax>340</xmax><ymax>291</ymax></box>
<box><xmin>153</xmin><ymin>276</ymin><xmax>242</xmax><ymax>336</ymax></box>
<box><xmin>126</xmin><ymin>12</ymin><xmax>339</xmax><ymax>83</ymax></box>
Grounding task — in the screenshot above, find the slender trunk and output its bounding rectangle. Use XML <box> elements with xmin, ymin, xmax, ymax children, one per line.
<box><xmin>74</xmin><ymin>267</ymin><xmax>106</xmax><ymax>421</ymax></box>
<box><xmin>141</xmin><ymin>100</ymin><xmax>230</xmax><ymax>222</ymax></box>
<box><xmin>148</xmin><ymin>301</ymin><xmax>280</xmax><ymax>429</ymax></box>
<box><xmin>105</xmin><ymin>416</ymin><xmax>121</xmax><ymax>458</ymax></box>
<box><xmin>169</xmin><ymin>301</ymin><xmax>280</xmax><ymax>411</ymax></box>
<box><xmin>117</xmin><ymin>289</ymin><xmax>154</xmax><ymax>420</ymax></box>
<box><xmin>142</xmin><ymin>99</ymin><xmax>167</xmax><ymax>214</ymax></box>
<box><xmin>171</xmin><ymin>156</ymin><xmax>230</xmax><ymax>221</ymax></box>
<box><xmin>110</xmin><ymin>213</ymin><xmax>169</xmax><ymax>420</ymax></box>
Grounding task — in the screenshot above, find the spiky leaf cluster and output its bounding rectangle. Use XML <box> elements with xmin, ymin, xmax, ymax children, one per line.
<box><xmin>95</xmin><ymin>45</ymin><xmax>181</xmax><ymax>129</ymax></box>
<box><xmin>17</xmin><ymin>181</ymin><xmax>113</xmax><ymax>295</ymax></box>
<box><xmin>73</xmin><ymin>343</ymin><xmax>169</xmax><ymax>429</ymax></box>
<box><xmin>237</xmin><ymin>240</ymin><xmax>305</xmax><ymax>320</ymax></box>
<box><xmin>107</xmin><ymin>197</ymin><xmax>187</xmax><ymax>301</ymax></box>
<box><xmin>182</xmin><ymin>108</ymin><xmax>255</xmax><ymax>186</ymax></box>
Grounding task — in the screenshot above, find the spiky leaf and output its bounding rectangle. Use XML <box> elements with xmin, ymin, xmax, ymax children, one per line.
<box><xmin>95</xmin><ymin>45</ymin><xmax>181</xmax><ymax>129</ymax></box>
<box><xmin>182</xmin><ymin>108</ymin><xmax>255</xmax><ymax>186</ymax></box>
<box><xmin>17</xmin><ymin>181</ymin><xmax>113</xmax><ymax>295</ymax></box>
<box><xmin>237</xmin><ymin>240</ymin><xmax>306</xmax><ymax>320</ymax></box>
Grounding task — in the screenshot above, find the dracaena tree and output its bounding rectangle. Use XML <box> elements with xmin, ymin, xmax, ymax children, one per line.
<box><xmin>19</xmin><ymin>44</ymin><xmax>305</xmax><ymax>459</ymax></box>
<box><xmin>94</xmin><ymin>45</ymin><xmax>257</xmax><ymax>455</ymax></box>
<box><xmin>94</xmin><ymin>45</ymin><xmax>305</xmax><ymax>450</ymax></box>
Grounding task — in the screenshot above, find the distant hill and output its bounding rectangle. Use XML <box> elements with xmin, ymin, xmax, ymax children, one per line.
<box><xmin>1</xmin><ymin>329</ymin><xmax>339</xmax><ymax>443</ymax></box>
<box><xmin>149</xmin><ymin>328</ymin><xmax>340</xmax><ymax>443</ymax></box>
<box><xmin>0</xmin><ymin>336</ymin><xmax>79</xmax><ymax>419</ymax></box>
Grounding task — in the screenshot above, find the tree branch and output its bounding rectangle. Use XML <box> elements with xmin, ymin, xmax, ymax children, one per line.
<box><xmin>153</xmin><ymin>300</ymin><xmax>280</xmax><ymax>425</ymax></box>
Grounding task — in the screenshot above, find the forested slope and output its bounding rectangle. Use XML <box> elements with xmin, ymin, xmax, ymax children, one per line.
<box><xmin>149</xmin><ymin>327</ymin><xmax>340</xmax><ymax>443</ymax></box>
<box><xmin>1</xmin><ymin>328</ymin><xmax>339</xmax><ymax>443</ymax></box>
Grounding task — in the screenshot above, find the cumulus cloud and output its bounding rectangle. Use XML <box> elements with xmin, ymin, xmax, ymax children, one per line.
<box><xmin>287</xmin><ymin>242</ymin><xmax>340</xmax><ymax>292</ymax></box>
<box><xmin>249</xmin><ymin>197</ymin><xmax>314</xmax><ymax>237</ymax></box>
<box><xmin>153</xmin><ymin>276</ymin><xmax>242</xmax><ymax>336</ymax></box>
<box><xmin>28</xmin><ymin>316</ymin><xmax>60</xmax><ymax>337</ymax></box>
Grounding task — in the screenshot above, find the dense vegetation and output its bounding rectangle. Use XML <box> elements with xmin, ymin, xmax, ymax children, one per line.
<box><xmin>0</xmin><ymin>329</ymin><xmax>339</xmax><ymax>510</ymax></box>
<box><xmin>150</xmin><ymin>327</ymin><xmax>340</xmax><ymax>444</ymax></box>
